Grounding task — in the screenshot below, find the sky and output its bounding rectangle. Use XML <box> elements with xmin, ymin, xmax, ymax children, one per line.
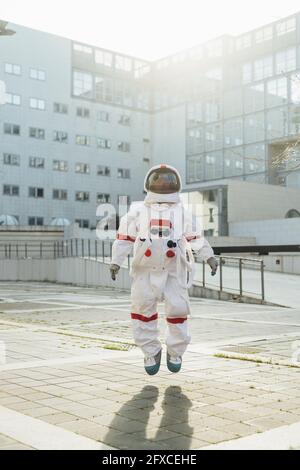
<box><xmin>1</xmin><ymin>0</ymin><xmax>300</xmax><ymax>60</ymax></box>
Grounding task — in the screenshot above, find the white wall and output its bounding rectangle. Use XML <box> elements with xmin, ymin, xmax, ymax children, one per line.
<box><xmin>230</xmin><ymin>217</ymin><xmax>300</xmax><ymax>245</ymax></box>
<box><xmin>260</xmin><ymin>254</ymin><xmax>300</xmax><ymax>275</ymax></box>
<box><xmin>228</xmin><ymin>181</ymin><xmax>300</xmax><ymax>223</ymax></box>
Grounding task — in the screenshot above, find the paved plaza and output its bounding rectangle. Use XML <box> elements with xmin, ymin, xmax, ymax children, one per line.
<box><xmin>1</xmin><ymin>282</ymin><xmax>300</xmax><ymax>450</ymax></box>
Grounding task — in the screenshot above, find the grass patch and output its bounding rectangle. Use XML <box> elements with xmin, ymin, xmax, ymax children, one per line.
<box><xmin>103</xmin><ymin>343</ymin><xmax>130</xmax><ymax>351</ymax></box>
<box><xmin>214</xmin><ymin>352</ymin><xmax>300</xmax><ymax>369</ymax></box>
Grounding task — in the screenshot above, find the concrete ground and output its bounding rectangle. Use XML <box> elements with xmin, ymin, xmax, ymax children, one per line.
<box><xmin>1</xmin><ymin>281</ymin><xmax>300</xmax><ymax>450</ymax></box>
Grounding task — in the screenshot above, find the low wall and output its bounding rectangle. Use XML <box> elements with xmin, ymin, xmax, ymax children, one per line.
<box><xmin>0</xmin><ymin>259</ymin><xmax>57</xmax><ymax>282</ymax></box>
<box><xmin>0</xmin><ymin>258</ymin><xmax>130</xmax><ymax>290</ymax></box>
<box><xmin>260</xmin><ymin>254</ymin><xmax>300</xmax><ymax>275</ymax></box>
<box><xmin>0</xmin><ymin>257</ymin><xmax>270</xmax><ymax>305</ymax></box>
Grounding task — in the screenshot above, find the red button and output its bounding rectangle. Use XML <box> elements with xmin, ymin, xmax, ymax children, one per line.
<box><xmin>145</xmin><ymin>249</ymin><xmax>152</xmax><ymax>257</ymax></box>
<box><xmin>166</xmin><ymin>250</ymin><xmax>175</xmax><ymax>258</ymax></box>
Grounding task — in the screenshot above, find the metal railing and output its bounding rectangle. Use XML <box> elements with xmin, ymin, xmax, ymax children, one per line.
<box><xmin>0</xmin><ymin>239</ymin><xmax>265</xmax><ymax>302</ymax></box>
<box><xmin>194</xmin><ymin>255</ymin><xmax>265</xmax><ymax>302</ymax></box>
<box><xmin>0</xmin><ymin>239</ymin><xmax>114</xmax><ymax>261</ymax></box>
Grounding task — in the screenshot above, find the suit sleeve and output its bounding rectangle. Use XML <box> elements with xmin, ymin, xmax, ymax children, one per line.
<box><xmin>111</xmin><ymin>207</ymin><xmax>138</xmax><ymax>266</ymax></box>
<box><xmin>183</xmin><ymin>209</ymin><xmax>214</xmax><ymax>261</ymax></box>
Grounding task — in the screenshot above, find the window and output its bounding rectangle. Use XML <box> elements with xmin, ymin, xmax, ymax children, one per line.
<box><xmin>29</xmin><ymin>187</ymin><xmax>44</xmax><ymax>198</ymax></box>
<box><xmin>290</xmin><ymin>74</ymin><xmax>300</xmax><ymax>104</ymax></box>
<box><xmin>209</xmin><ymin>208</ymin><xmax>214</xmax><ymax>223</ymax></box>
<box><xmin>206</xmin><ymin>39</ymin><xmax>223</xmax><ymax>58</ymax></box>
<box><xmin>118</xmin><ymin>114</ymin><xmax>131</xmax><ymax>126</ymax></box>
<box><xmin>5</xmin><ymin>63</ymin><xmax>21</xmax><ymax>75</ymax></box>
<box><xmin>3</xmin><ymin>184</ymin><xmax>19</xmax><ymax>196</ymax></box>
<box><xmin>75</xmin><ymin>163</ymin><xmax>90</xmax><ymax>174</ymax></box>
<box><xmin>75</xmin><ymin>219</ymin><xmax>89</xmax><ymax>228</ymax></box>
<box><xmin>276</xmin><ymin>17</ymin><xmax>296</xmax><ymax>36</ymax></box>
<box><xmin>97</xmin><ymin>193</ymin><xmax>111</xmax><ymax>203</ymax></box>
<box><xmin>187</xmin><ymin>102</ymin><xmax>203</xmax><ymax>126</ymax></box>
<box><xmin>205</xmin><ymin>151</ymin><xmax>223</xmax><ymax>180</ymax></box>
<box><xmin>75</xmin><ymin>191</ymin><xmax>90</xmax><ymax>202</ymax></box>
<box><xmin>205</xmin><ymin>124</ymin><xmax>223</xmax><ymax>151</ymax></box>
<box><xmin>73</xmin><ymin>70</ymin><xmax>93</xmax><ymax>98</ymax></box>
<box><xmin>242</xmin><ymin>63</ymin><xmax>252</xmax><ymax>84</ymax></box>
<box><xmin>276</xmin><ymin>48</ymin><xmax>296</xmax><ymax>74</ymax></box>
<box><xmin>97</xmin><ymin>165</ymin><xmax>110</xmax><ymax>176</ymax></box>
<box><xmin>29</xmin><ymin>68</ymin><xmax>46</xmax><ymax>81</ymax></box>
<box><xmin>115</xmin><ymin>55</ymin><xmax>132</xmax><ymax>72</ymax></box>
<box><xmin>95</xmin><ymin>49</ymin><xmax>113</xmax><ymax>67</ymax></box>
<box><xmin>205</xmin><ymin>100</ymin><xmax>220</xmax><ymax>123</ymax></box>
<box><xmin>3</xmin><ymin>153</ymin><xmax>20</xmax><ymax>166</ymax></box>
<box><xmin>4</xmin><ymin>123</ymin><xmax>20</xmax><ymax>135</ymax></box>
<box><xmin>28</xmin><ymin>217</ymin><xmax>44</xmax><ymax>226</ymax></box>
<box><xmin>118</xmin><ymin>195</ymin><xmax>131</xmax><ymax>206</ymax></box>
<box><xmin>6</xmin><ymin>93</ymin><xmax>21</xmax><ymax>106</ymax></box>
<box><xmin>236</xmin><ymin>34</ymin><xmax>251</xmax><ymax>51</ymax></box>
<box><xmin>53</xmin><ymin>160</ymin><xmax>68</xmax><ymax>172</ymax></box>
<box><xmin>76</xmin><ymin>107</ymin><xmax>90</xmax><ymax>118</ymax></box>
<box><xmin>206</xmin><ymin>68</ymin><xmax>222</xmax><ymax>80</ymax></box>
<box><xmin>95</xmin><ymin>76</ymin><xmax>113</xmax><ymax>102</ymax></box>
<box><xmin>76</xmin><ymin>135</ymin><xmax>90</xmax><ymax>146</ymax></box>
<box><xmin>289</xmin><ymin>106</ymin><xmax>300</xmax><ymax>135</ymax></box>
<box><xmin>115</xmin><ymin>79</ymin><xmax>133</xmax><ymax>106</ymax></box>
<box><xmin>266</xmin><ymin>78</ymin><xmax>288</xmax><ymax>107</ymax></box>
<box><xmin>223</xmin><ymin>89</ymin><xmax>243</xmax><ymax>118</ymax></box>
<box><xmin>255</xmin><ymin>26</ymin><xmax>273</xmax><ymax>43</ymax></box>
<box><xmin>244</xmin><ymin>83</ymin><xmax>265</xmax><ymax>113</ymax></box>
<box><xmin>224</xmin><ymin>119</ymin><xmax>243</xmax><ymax>147</ymax></box>
<box><xmin>98</xmin><ymin>110</ymin><xmax>109</xmax><ymax>122</ymax></box>
<box><xmin>29</xmin><ymin>127</ymin><xmax>45</xmax><ymax>139</ymax></box>
<box><xmin>187</xmin><ymin>128</ymin><xmax>204</xmax><ymax>155</ymax></box>
<box><xmin>254</xmin><ymin>56</ymin><xmax>273</xmax><ymax>81</ymax></box>
<box><xmin>224</xmin><ymin>148</ymin><xmax>244</xmax><ymax>177</ymax></box>
<box><xmin>30</xmin><ymin>98</ymin><xmax>45</xmax><ymax>110</ymax></box>
<box><xmin>244</xmin><ymin>113</ymin><xmax>265</xmax><ymax>143</ymax></box>
<box><xmin>117</xmin><ymin>141</ymin><xmax>130</xmax><ymax>152</ymax></box>
<box><xmin>53</xmin><ymin>103</ymin><xmax>68</xmax><ymax>114</ymax></box>
<box><xmin>244</xmin><ymin>144</ymin><xmax>266</xmax><ymax>174</ymax></box>
<box><xmin>97</xmin><ymin>138</ymin><xmax>111</xmax><ymax>149</ymax></box>
<box><xmin>266</xmin><ymin>108</ymin><xmax>288</xmax><ymax>139</ymax></box>
<box><xmin>29</xmin><ymin>157</ymin><xmax>45</xmax><ymax>169</ymax></box>
<box><xmin>53</xmin><ymin>189</ymin><xmax>68</xmax><ymax>200</ymax></box>
<box><xmin>53</xmin><ymin>131</ymin><xmax>68</xmax><ymax>143</ymax></box>
<box><xmin>187</xmin><ymin>155</ymin><xmax>205</xmax><ymax>183</ymax></box>
<box><xmin>117</xmin><ymin>168</ymin><xmax>131</xmax><ymax>179</ymax></box>
<box><xmin>73</xmin><ymin>43</ymin><xmax>92</xmax><ymax>54</ymax></box>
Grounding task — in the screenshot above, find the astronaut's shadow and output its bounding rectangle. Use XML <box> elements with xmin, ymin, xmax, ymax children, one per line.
<box><xmin>104</xmin><ymin>385</ymin><xmax>193</xmax><ymax>450</ymax></box>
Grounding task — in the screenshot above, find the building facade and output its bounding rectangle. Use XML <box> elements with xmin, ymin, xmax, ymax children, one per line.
<box><xmin>1</xmin><ymin>12</ymin><xmax>300</xmax><ymax>230</ymax></box>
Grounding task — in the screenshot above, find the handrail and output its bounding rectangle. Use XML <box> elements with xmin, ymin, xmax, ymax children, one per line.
<box><xmin>0</xmin><ymin>239</ymin><xmax>265</xmax><ymax>303</ymax></box>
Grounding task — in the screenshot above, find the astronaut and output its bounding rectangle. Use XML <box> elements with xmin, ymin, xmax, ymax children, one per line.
<box><xmin>110</xmin><ymin>165</ymin><xmax>218</xmax><ymax>375</ymax></box>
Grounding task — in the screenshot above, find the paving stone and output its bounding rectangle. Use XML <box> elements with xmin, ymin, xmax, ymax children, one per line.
<box><xmin>2</xmin><ymin>283</ymin><xmax>300</xmax><ymax>450</ymax></box>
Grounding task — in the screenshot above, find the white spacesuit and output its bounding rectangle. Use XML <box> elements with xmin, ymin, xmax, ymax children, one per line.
<box><xmin>110</xmin><ymin>164</ymin><xmax>217</xmax><ymax>375</ymax></box>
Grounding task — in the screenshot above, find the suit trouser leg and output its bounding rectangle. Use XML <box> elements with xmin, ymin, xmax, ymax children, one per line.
<box><xmin>130</xmin><ymin>271</ymin><xmax>161</xmax><ymax>357</ymax></box>
<box><xmin>164</xmin><ymin>275</ymin><xmax>191</xmax><ymax>357</ymax></box>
